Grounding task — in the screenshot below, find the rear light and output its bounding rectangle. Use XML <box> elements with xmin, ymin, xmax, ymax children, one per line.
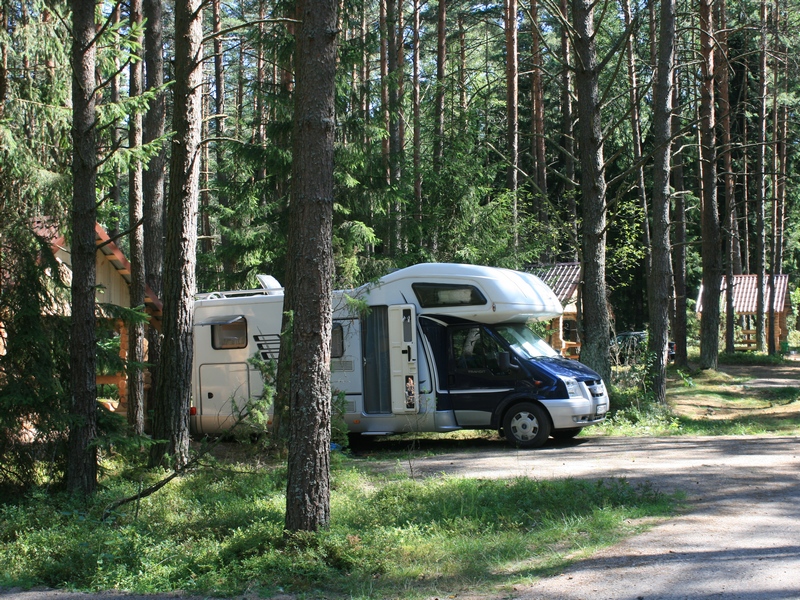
<box><xmin>189</xmin><ymin>406</ymin><xmax>197</xmax><ymax>415</ymax></box>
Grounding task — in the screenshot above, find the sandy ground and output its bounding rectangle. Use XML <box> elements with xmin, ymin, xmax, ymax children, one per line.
<box><xmin>373</xmin><ymin>435</ymin><xmax>800</xmax><ymax>599</ymax></box>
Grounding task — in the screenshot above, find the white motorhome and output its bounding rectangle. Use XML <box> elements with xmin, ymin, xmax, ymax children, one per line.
<box><xmin>191</xmin><ymin>263</ymin><xmax>609</xmax><ymax>448</ymax></box>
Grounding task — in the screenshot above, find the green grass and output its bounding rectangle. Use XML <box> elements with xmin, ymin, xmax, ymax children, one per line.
<box><xmin>716</xmin><ymin>351</ymin><xmax>788</xmax><ymax>366</ymax></box>
<box><xmin>3</xmin><ymin>356</ymin><xmax>792</xmax><ymax>598</ymax></box>
<box><xmin>594</xmin><ymin>354</ymin><xmax>800</xmax><ymax>438</ymax></box>
<box><xmin>0</xmin><ymin>458</ymin><xmax>676</xmax><ymax>599</ymax></box>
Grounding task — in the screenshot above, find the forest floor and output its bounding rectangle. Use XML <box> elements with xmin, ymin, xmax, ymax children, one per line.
<box><xmin>3</xmin><ymin>360</ymin><xmax>800</xmax><ymax>600</ymax></box>
<box><xmin>668</xmin><ymin>358</ymin><xmax>800</xmax><ymax>422</ymax></box>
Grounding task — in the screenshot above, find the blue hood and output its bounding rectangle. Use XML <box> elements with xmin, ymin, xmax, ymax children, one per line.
<box><xmin>527</xmin><ymin>356</ymin><xmax>602</xmax><ymax>382</ymax></box>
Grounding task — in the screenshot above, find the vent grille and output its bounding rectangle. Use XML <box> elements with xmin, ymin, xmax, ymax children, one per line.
<box><xmin>253</xmin><ymin>334</ymin><xmax>281</xmax><ymax>361</ymax></box>
<box><xmin>331</xmin><ymin>359</ymin><xmax>355</xmax><ymax>372</ymax></box>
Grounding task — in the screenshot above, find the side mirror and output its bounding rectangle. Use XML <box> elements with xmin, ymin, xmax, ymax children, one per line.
<box><xmin>499</xmin><ymin>351</ymin><xmax>512</xmax><ymax>371</ymax></box>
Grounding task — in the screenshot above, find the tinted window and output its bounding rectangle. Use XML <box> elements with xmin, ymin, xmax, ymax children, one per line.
<box><xmin>452</xmin><ymin>326</ymin><xmax>506</xmax><ymax>374</ymax></box>
<box><xmin>331</xmin><ymin>322</ymin><xmax>344</xmax><ymax>358</ymax></box>
<box><xmin>412</xmin><ymin>283</ymin><xmax>487</xmax><ymax>308</ymax></box>
<box><xmin>211</xmin><ymin>319</ymin><xmax>247</xmax><ymax>349</ymax></box>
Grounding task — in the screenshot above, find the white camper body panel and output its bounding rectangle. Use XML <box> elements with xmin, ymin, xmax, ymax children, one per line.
<box><xmin>189</xmin><ymin>263</ymin><xmax>582</xmax><ymax>439</ymax></box>
<box><xmin>192</xmin><ymin>292</ymin><xmax>284</xmax><ymax>435</ymax></box>
<box><xmin>343</xmin><ymin>263</ymin><xmax>562</xmax><ymax>324</ymax></box>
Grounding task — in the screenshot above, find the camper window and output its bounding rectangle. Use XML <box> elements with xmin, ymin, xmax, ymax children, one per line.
<box><xmin>412</xmin><ymin>283</ymin><xmax>487</xmax><ymax>308</ymax></box>
<box><xmin>331</xmin><ymin>322</ymin><xmax>344</xmax><ymax>358</ymax></box>
<box><xmin>452</xmin><ymin>326</ymin><xmax>505</xmax><ymax>374</ymax></box>
<box><xmin>212</xmin><ymin>319</ymin><xmax>247</xmax><ymax>349</ymax></box>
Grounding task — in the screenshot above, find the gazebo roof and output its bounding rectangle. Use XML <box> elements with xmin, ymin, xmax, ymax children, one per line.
<box><xmin>697</xmin><ymin>274</ymin><xmax>791</xmax><ymax>314</ymax></box>
<box><xmin>529</xmin><ymin>262</ymin><xmax>581</xmax><ymax>305</ymax></box>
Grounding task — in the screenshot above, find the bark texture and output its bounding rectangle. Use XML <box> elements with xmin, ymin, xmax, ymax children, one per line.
<box><xmin>67</xmin><ymin>0</ymin><xmax>98</xmax><ymax>496</ymax></box>
<box><xmin>755</xmin><ymin>0</ymin><xmax>768</xmax><ymax>351</ymax></box>
<box><xmin>647</xmin><ymin>0</ymin><xmax>675</xmax><ymax>403</ymax></box>
<box><xmin>572</xmin><ymin>0</ymin><xmax>611</xmax><ymax>384</ymax></box>
<box><xmin>128</xmin><ymin>0</ymin><xmax>145</xmax><ymax>435</ymax></box>
<box><xmin>699</xmin><ymin>0</ymin><xmax>722</xmax><ymax>370</ymax></box>
<box><xmin>284</xmin><ymin>0</ymin><xmax>338</xmax><ymax>533</ymax></box>
<box><xmin>149</xmin><ymin>0</ymin><xmax>203</xmax><ymax>468</ymax></box>
<box><xmin>143</xmin><ymin>0</ymin><xmax>166</xmax><ymax>418</ymax></box>
<box><xmin>505</xmin><ymin>0</ymin><xmax>519</xmax><ymax>247</ymax></box>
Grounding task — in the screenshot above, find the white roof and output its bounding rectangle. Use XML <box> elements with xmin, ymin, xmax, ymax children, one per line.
<box><xmin>346</xmin><ymin>263</ymin><xmax>563</xmax><ymax>324</ymax></box>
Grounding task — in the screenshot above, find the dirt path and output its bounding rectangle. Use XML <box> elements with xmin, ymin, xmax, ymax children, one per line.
<box><xmin>4</xmin><ymin>363</ymin><xmax>800</xmax><ymax>600</ymax></box>
<box><xmin>377</xmin><ymin>435</ymin><xmax>800</xmax><ymax>599</ymax></box>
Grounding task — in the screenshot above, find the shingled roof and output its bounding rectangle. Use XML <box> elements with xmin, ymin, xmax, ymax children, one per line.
<box><xmin>697</xmin><ymin>274</ymin><xmax>791</xmax><ymax>314</ymax></box>
<box><xmin>529</xmin><ymin>262</ymin><xmax>581</xmax><ymax>305</ymax></box>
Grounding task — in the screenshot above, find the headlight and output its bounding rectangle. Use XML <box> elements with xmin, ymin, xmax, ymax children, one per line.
<box><xmin>561</xmin><ymin>376</ymin><xmax>583</xmax><ymax>398</ymax></box>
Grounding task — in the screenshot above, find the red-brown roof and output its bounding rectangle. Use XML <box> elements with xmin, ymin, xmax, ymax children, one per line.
<box><xmin>697</xmin><ymin>274</ymin><xmax>791</xmax><ymax>314</ymax></box>
<box><xmin>529</xmin><ymin>262</ymin><xmax>581</xmax><ymax>304</ymax></box>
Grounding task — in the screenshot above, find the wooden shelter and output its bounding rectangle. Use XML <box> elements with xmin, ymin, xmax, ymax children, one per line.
<box><xmin>529</xmin><ymin>262</ymin><xmax>582</xmax><ymax>358</ymax></box>
<box><xmin>47</xmin><ymin>221</ymin><xmax>163</xmax><ymax>410</ymax></box>
<box><xmin>697</xmin><ymin>274</ymin><xmax>792</xmax><ymax>351</ymax></box>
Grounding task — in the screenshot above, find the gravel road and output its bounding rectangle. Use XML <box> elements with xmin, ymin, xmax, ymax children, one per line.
<box><xmin>380</xmin><ymin>435</ymin><xmax>800</xmax><ymax>600</ymax></box>
<box><xmin>3</xmin><ymin>435</ymin><xmax>800</xmax><ymax>600</ymax></box>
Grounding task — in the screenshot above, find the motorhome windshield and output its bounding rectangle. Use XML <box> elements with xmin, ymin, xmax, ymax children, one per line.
<box><xmin>494</xmin><ymin>323</ymin><xmax>559</xmax><ymax>359</ymax></box>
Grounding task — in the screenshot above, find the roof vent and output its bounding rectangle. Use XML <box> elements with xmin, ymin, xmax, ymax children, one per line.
<box><xmin>256</xmin><ymin>274</ymin><xmax>282</xmax><ymax>294</ymax></box>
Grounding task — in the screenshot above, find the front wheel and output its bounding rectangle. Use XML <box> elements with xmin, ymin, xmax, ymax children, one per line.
<box><xmin>503</xmin><ymin>402</ymin><xmax>551</xmax><ymax>448</ymax></box>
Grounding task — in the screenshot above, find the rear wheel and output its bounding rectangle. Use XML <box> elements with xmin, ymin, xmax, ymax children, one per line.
<box><xmin>503</xmin><ymin>402</ymin><xmax>551</xmax><ymax>448</ymax></box>
<box><xmin>551</xmin><ymin>427</ymin><xmax>582</xmax><ymax>441</ymax></box>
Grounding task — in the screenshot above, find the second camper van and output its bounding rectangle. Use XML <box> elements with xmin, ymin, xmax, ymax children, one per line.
<box><xmin>191</xmin><ymin>263</ymin><xmax>609</xmax><ymax>448</ymax></box>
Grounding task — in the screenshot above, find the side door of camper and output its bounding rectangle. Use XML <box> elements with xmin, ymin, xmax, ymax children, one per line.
<box><xmin>361</xmin><ymin>304</ymin><xmax>420</xmax><ymax>415</ymax></box>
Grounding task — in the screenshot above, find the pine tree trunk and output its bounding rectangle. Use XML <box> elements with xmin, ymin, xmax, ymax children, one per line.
<box><xmin>647</xmin><ymin>0</ymin><xmax>675</xmax><ymax>403</ymax></box>
<box><xmin>284</xmin><ymin>0</ymin><xmax>337</xmax><ymax>533</ymax></box>
<box><xmin>716</xmin><ymin>0</ymin><xmax>736</xmax><ymax>355</ymax></box>
<box><xmin>572</xmin><ymin>0</ymin><xmax>611</xmax><ymax>384</ymax></box>
<box><xmin>128</xmin><ymin>0</ymin><xmax>146</xmax><ymax>435</ymax></box>
<box><xmin>386</xmin><ymin>0</ymin><xmax>403</xmax><ymax>252</ymax></box>
<box><xmin>671</xmin><ymin>71</ymin><xmax>688</xmax><ymax>368</ymax></box>
<box><xmin>412</xmin><ymin>0</ymin><xmax>421</xmax><ymax>214</ymax></box>
<box><xmin>0</xmin><ymin>2</ymin><xmax>6</xmax><ymax>119</ymax></box>
<box><xmin>433</xmin><ymin>0</ymin><xmax>446</xmax><ymax>173</ymax></box>
<box><xmin>560</xmin><ymin>0</ymin><xmax>577</xmax><ymax>261</ymax></box>
<box><xmin>530</xmin><ymin>0</ymin><xmax>546</xmax><ymax>204</ymax></box>
<box><xmin>108</xmin><ymin>4</ymin><xmax>121</xmax><ymax>239</ymax></box>
<box><xmin>67</xmin><ymin>0</ymin><xmax>98</xmax><ymax>496</ymax></box>
<box><xmin>505</xmin><ymin>0</ymin><xmax>519</xmax><ymax>250</ymax></box>
<box><xmin>505</xmin><ymin>0</ymin><xmax>518</xmax><ymax>190</ymax></box>
<box><xmin>213</xmin><ymin>0</ymin><xmax>234</xmax><ymax>273</ymax></box>
<box><xmin>149</xmin><ymin>0</ymin><xmax>203</xmax><ymax>468</ymax></box>
<box><xmin>254</xmin><ymin>0</ymin><xmax>267</xmax><ymax>183</ymax></box>
<box><xmin>380</xmin><ymin>0</ymin><xmax>390</xmax><ymax>187</ymax></box>
<box><xmin>458</xmin><ymin>14</ymin><xmax>466</xmax><ymax>118</ymax></box>
<box><xmin>621</xmin><ymin>0</ymin><xmax>650</xmax><ymax>261</ymax></box>
<box><xmin>755</xmin><ymin>0</ymin><xmax>768</xmax><ymax>351</ymax></box>
<box><xmin>739</xmin><ymin>66</ymin><xmax>750</xmax><ymax>274</ymax></box>
<box><xmin>699</xmin><ymin>0</ymin><xmax>722</xmax><ymax>370</ymax></box>
<box><xmin>143</xmin><ymin>0</ymin><xmax>166</xmax><ymax>423</ymax></box>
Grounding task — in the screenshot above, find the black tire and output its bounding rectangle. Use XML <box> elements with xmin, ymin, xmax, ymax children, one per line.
<box><xmin>551</xmin><ymin>427</ymin><xmax>582</xmax><ymax>441</ymax></box>
<box><xmin>347</xmin><ymin>432</ymin><xmax>378</xmax><ymax>453</ymax></box>
<box><xmin>503</xmin><ymin>402</ymin><xmax>551</xmax><ymax>448</ymax></box>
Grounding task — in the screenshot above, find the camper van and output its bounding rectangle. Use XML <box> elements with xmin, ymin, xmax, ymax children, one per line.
<box><xmin>191</xmin><ymin>263</ymin><xmax>609</xmax><ymax>448</ymax></box>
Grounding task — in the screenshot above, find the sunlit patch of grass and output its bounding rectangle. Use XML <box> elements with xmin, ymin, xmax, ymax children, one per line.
<box><xmin>0</xmin><ymin>464</ymin><xmax>677</xmax><ymax>599</ymax></box>
<box><xmin>717</xmin><ymin>352</ymin><xmax>787</xmax><ymax>367</ymax></box>
<box><xmin>597</xmin><ymin>355</ymin><xmax>800</xmax><ymax>437</ymax></box>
